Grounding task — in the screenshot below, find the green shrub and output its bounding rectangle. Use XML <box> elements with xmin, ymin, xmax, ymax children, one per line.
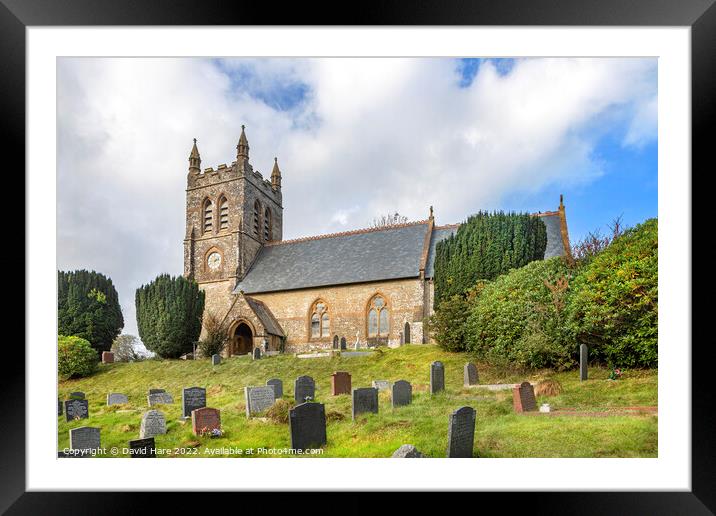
<box><xmin>197</xmin><ymin>311</ymin><xmax>229</xmax><ymax>358</ymax></box>
<box><xmin>430</xmin><ymin>283</ymin><xmax>486</xmax><ymax>352</ymax></box>
<box><xmin>58</xmin><ymin>335</ymin><xmax>98</xmax><ymax>380</ymax></box>
<box><xmin>565</xmin><ymin>218</ymin><xmax>658</xmax><ymax>368</ymax></box>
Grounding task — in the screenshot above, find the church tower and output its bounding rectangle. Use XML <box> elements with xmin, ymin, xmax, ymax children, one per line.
<box><xmin>183</xmin><ymin>126</ymin><xmax>283</xmax><ymax>315</ymax></box>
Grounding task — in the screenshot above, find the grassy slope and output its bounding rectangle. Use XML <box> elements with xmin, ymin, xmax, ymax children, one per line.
<box><xmin>58</xmin><ymin>345</ymin><xmax>657</xmax><ymax>458</ymax></box>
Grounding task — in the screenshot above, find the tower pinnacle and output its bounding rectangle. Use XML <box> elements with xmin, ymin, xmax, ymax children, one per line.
<box><xmin>236</xmin><ymin>125</ymin><xmax>250</xmax><ymax>160</ymax></box>
<box><xmin>271</xmin><ymin>157</ymin><xmax>282</xmax><ymax>189</ymax></box>
<box><xmin>188</xmin><ymin>138</ymin><xmax>201</xmax><ymax>173</ymax></box>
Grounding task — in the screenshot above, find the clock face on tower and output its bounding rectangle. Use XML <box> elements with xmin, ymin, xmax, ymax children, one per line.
<box><xmin>207</xmin><ymin>252</ymin><xmax>222</xmax><ymax>271</ymax></box>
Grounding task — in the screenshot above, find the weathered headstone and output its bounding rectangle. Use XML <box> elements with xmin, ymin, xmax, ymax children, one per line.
<box><xmin>333</xmin><ymin>335</ymin><xmax>339</xmax><ymax>349</ymax></box>
<box><xmin>107</xmin><ymin>393</ymin><xmax>129</xmax><ymax>406</ymax></box>
<box><xmin>128</xmin><ymin>437</ymin><xmax>156</xmax><ymax>458</ymax></box>
<box><xmin>331</xmin><ymin>371</ymin><xmax>351</xmax><ymax>395</ymax></box>
<box><xmin>267</xmin><ymin>378</ymin><xmax>283</xmax><ymax>398</ymax></box>
<box><xmin>340</xmin><ymin>337</ymin><xmax>347</xmax><ymax>350</ymax></box>
<box><xmin>58</xmin><ymin>399</ymin><xmax>63</xmax><ymax>416</ymax></box>
<box><xmin>69</xmin><ymin>426</ymin><xmax>101</xmax><ymax>454</ymax></box>
<box><xmin>182</xmin><ymin>387</ymin><xmax>206</xmax><ymax>419</ymax></box>
<box><xmin>65</xmin><ymin>399</ymin><xmax>89</xmax><ymax>421</ymax></box>
<box><xmin>579</xmin><ymin>344</ymin><xmax>588</xmax><ymax>381</ymax></box>
<box><xmin>101</xmin><ymin>351</ymin><xmax>114</xmax><ymax>364</ymax></box>
<box><xmin>352</xmin><ymin>387</ymin><xmax>379</xmax><ymax>420</ymax></box>
<box><xmin>294</xmin><ymin>375</ymin><xmax>316</xmax><ymax>402</ymax></box>
<box><xmin>372</xmin><ymin>380</ymin><xmax>391</xmax><ymax>391</ymax></box>
<box><xmin>447</xmin><ymin>406</ymin><xmax>476</xmax><ymax>458</ymax></box>
<box><xmin>191</xmin><ymin>407</ymin><xmax>221</xmax><ymax>436</ymax></box>
<box><xmin>139</xmin><ymin>410</ymin><xmax>166</xmax><ymax>439</ymax></box>
<box><xmin>464</xmin><ymin>363</ymin><xmax>478</xmax><ymax>386</ymax></box>
<box><xmin>392</xmin><ymin>444</ymin><xmax>423</xmax><ymax>458</ymax></box>
<box><xmin>148</xmin><ymin>388</ymin><xmax>166</xmax><ymax>395</ymax></box>
<box><xmin>512</xmin><ymin>382</ymin><xmax>537</xmax><ymax>413</ymax></box>
<box><xmin>147</xmin><ymin>392</ymin><xmax>174</xmax><ymax>406</ymax></box>
<box><xmin>244</xmin><ymin>386</ymin><xmax>276</xmax><ymax>417</ymax></box>
<box><xmin>253</xmin><ymin>347</ymin><xmax>262</xmax><ymax>360</ymax></box>
<box><xmin>289</xmin><ymin>402</ymin><xmax>327</xmax><ymax>451</ymax></box>
<box><xmin>430</xmin><ymin>361</ymin><xmax>445</xmax><ymax>394</ymax></box>
<box><xmin>391</xmin><ymin>380</ymin><xmax>412</xmax><ymax>408</ymax></box>
<box><xmin>69</xmin><ymin>391</ymin><xmax>85</xmax><ymax>400</ymax></box>
<box><xmin>212</xmin><ymin>354</ymin><xmax>221</xmax><ymax>365</ymax></box>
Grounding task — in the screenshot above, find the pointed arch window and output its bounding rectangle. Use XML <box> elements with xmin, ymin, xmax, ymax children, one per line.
<box><xmin>367</xmin><ymin>295</ymin><xmax>389</xmax><ymax>337</ymax></box>
<box><xmin>253</xmin><ymin>201</ymin><xmax>261</xmax><ymax>236</ymax></box>
<box><xmin>203</xmin><ymin>199</ymin><xmax>214</xmax><ymax>233</ymax></box>
<box><xmin>263</xmin><ymin>208</ymin><xmax>272</xmax><ymax>241</ymax></box>
<box><xmin>219</xmin><ymin>196</ymin><xmax>229</xmax><ymax>230</ymax></box>
<box><xmin>309</xmin><ymin>300</ymin><xmax>330</xmax><ymax>339</ymax></box>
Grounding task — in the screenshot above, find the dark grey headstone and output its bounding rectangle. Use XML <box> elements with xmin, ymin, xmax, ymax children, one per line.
<box><xmin>107</xmin><ymin>393</ymin><xmax>129</xmax><ymax>406</ymax></box>
<box><xmin>352</xmin><ymin>387</ymin><xmax>379</xmax><ymax>420</ymax></box>
<box><xmin>147</xmin><ymin>392</ymin><xmax>174</xmax><ymax>406</ymax></box>
<box><xmin>129</xmin><ymin>437</ymin><xmax>156</xmax><ymax>458</ymax></box>
<box><xmin>372</xmin><ymin>380</ymin><xmax>391</xmax><ymax>391</ymax></box>
<box><xmin>148</xmin><ymin>388</ymin><xmax>166</xmax><ymax>395</ymax></box>
<box><xmin>294</xmin><ymin>375</ymin><xmax>316</xmax><ymax>402</ymax></box>
<box><xmin>69</xmin><ymin>391</ymin><xmax>85</xmax><ymax>400</ymax></box>
<box><xmin>391</xmin><ymin>380</ymin><xmax>412</xmax><ymax>408</ymax></box>
<box><xmin>430</xmin><ymin>361</ymin><xmax>445</xmax><ymax>394</ymax></box>
<box><xmin>289</xmin><ymin>402</ymin><xmax>327</xmax><ymax>451</ymax></box>
<box><xmin>464</xmin><ymin>363</ymin><xmax>478</xmax><ymax>386</ymax></box>
<box><xmin>579</xmin><ymin>344</ymin><xmax>588</xmax><ymax>381</ymax></box>
<box><xmin>69</xmin><ymin>426</ymin><xmax>100</xmax><ymax>454</ymax></box>
<box><xmin>182</xmin><ymin>387</ymin><xmax>206</xmax><ymax>418</ymax></box>
<box><xmin>392</xmin><ymin>444</ymin><xmax>423</xmax><ymax>458</ymax></box>
<box><xmin>253</xmin><ymin>347</ymin><xmax>262</xmax><ymax>360</ymax></box>
<box><xmin>65</xmin><ymin>399</ymin><xmax>89</xmax><ymax>421</ymax></box>
<box><xmin>212</xmin><ymin>354</ymin><xmax>221</xmax><ymax>366</ymax></box>
<box><xmin>340</xmin><ymin>337</ymin><xmax>347</xmax><ymax>350</ymax></box>
<box><xmin>267</xmin><ymin>378</ymin><xmax>283</xmax><ymax>398</ymax></box>
<box><xmin>245</xmin><ymin>386</ymin><xmax>276</xmax><ymax>417</ymax></box>
<box><xmin>447</xmin><ymin>406</ymin><xmax>476</xmax><ymax>458</ymax></box>
<box><xmin>140</xmin><ymin>410</ymin><xmax>166</xmax><ymax>439</ymax></box>
<box><xmin>58</xmin><ymin>399</ymin><xmax>62</xmax><ymax>416</ymax></box>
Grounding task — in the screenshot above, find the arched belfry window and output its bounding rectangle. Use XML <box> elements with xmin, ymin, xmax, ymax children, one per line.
<box><xmin>310</xmin><ymin>300</ymin><xmax>330</xmax><ymax>339</ymax></box>
<box><xmin>263</xmin><ymin>208</ymin><xmax>272</xmax><ymax>241</ymax></box>
<box><xmin>253</xmin><ymin>201</ymin><xmax>261</xmax><ymax>236</ymax></box>
<box><xmin>367</xmin><ymin>295</ymin><xmax>389</xmax><ymax>337</ymax></box>
<box><xmin>219</xmin><ymin>196</ymin><xmax>229</xmax><ymax>230</ymax></box>
<box><xmin>203</xmin><ymin>199</ymin><xmax>214</xmax><ymax>233</ymax></box>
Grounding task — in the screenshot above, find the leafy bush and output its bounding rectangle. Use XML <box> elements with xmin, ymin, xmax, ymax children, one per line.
<box><xmin>58</xmin><ymin>270</ymin><xmax>124</xmax><ymax>352</ymax></box>
<box><xmin>565</xmin><ymin>218</ymin><xmax>658</xmax><ymax>368</ymax></box>
<box><xmin>429</xmin><ymin>283</ymin><xmax>486</xmax><ymax>351</ymax></box>
<box><xmin>197</xmin><ymin>311</ymin><xmax>230</xmax><ymax>358</ymax></box>
<box><xmin>58</xmin><ymin>335</ymin><xmax>98</xmax><ymax>380</ymax></box>
<box><xmin>465</xmin><ymin>257</ymin><xmax>575</xmax><ymax>369</ymax></box>
<box><xmin>110</xmin><ymin>334</ymin><xmax>144</xmax><ymax>362</ymax></box>
<box><xmin>135</xmin><ymin>274</ymin><xmax>205</xmax><ymax>359</ymax></box>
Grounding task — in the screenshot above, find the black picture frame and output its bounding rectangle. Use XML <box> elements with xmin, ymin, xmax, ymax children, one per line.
<box><xmin>4</xmin><ymin>0</ymin><xmax>709</xmax><ymax>513</ymax></box>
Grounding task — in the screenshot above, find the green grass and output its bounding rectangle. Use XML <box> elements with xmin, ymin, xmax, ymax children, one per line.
<box><xmin>58</xmin><ymin>345</ymin><xmax>657</xmax><ymax>458</ymax></box>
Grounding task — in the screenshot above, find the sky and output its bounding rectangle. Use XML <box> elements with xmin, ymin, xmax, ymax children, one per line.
<box><xmin>57</xmin><ymin>57</ymin><xmax>658</xmax><ymax>341</ymax></box>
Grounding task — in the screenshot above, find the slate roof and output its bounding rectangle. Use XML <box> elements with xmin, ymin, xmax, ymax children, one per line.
<box><xmin>539</xmin><ymin>213</ymin><xmax>566</xmax><ymax>258</ymax></box>
<box><xmin>425</xmin><ymin>225</ymin><xmax>459</xmax><ymax>279</ymax></box>
<box><xmin>244</xmin><ymin>296</ymin><xmax>284</xmax><ymax>336</ymax></box>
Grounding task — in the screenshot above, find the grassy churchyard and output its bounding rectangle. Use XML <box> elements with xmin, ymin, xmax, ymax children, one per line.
<box><xmin>58</xmin><ymin>345</ymin><xmax>657</xmax><ymax>458</ymax></box>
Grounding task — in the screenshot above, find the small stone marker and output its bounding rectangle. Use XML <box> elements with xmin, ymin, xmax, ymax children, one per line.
<box><xmin>392</xmin><ymin>444</ymin><xmax>423</xmax><ymax>458</ymax></box>
<box><xmin>148</xmin><ymin>388</ymin><xmax>166</xmax><ymax>395</ymax></box>
<box><xmin>352</xmin><ymin>387</ymin><xmax>379</xmax><ymax>420</ymax></box>
<box><xmin>464</xmin><ymin>363</ymin><xmax>478</xmax><ymax>386</ymax></box>
<box><xmin>107</xmin><ymin>393</ymin><xmax>128</xmax><ymax>406</ymax></box>
<box><xmin>191</xmin><ymin>407</ymin><xmax>221</xmax><ymax>436</ymax></box>
<box><xmin>182</xmin><ymin>387</ymin><xmax>206</xmax><ymax>419</ymax></box>
<box><xmin>540</xmin><ymin>403</ymin><xmax>551</xmax><ymax>413</ymax></box>
<box><xmin>340</xmin><ymin>337</ymin><xmax>347</xmax><ymax>350</ymax></box>
<box><xmin>430</xmin><ymin>361</ymin><xmax>445</xmax><ymax>394</ymax></box>
<box><xmin>372</xmin><ymin>380</ymin><xmax>391</xmax><ymax>391</ymax></box>
<box><xmin>212</xmin><ymin>354</ymin><xmax>221</xmax><ymax>365</ymax></box>
<box><xmin>267</xmin><ymin>378</ymin><xmax>283</xmax><ymax>398</ymax></box>
<box><xmin>447</xmin><ymin>406</ymin><xmax>476</xmax><ymax>458</ymax></box>
<box><xmin>147</xmin><ymin>392</ymin><xmax>174</xmax><ymax>406</ymax></box>
<box><xmin>244</xmin><ymin>386</ymin><xmax>276</xmax><ymax>417</ymax></box>
<box><xmin>253</xmin><ymin>347</ymin><xmax>262</xmax><ymax>360</ymax></box>
<box><xmin>331</xmin><ymin>371</ymin><xmax>351</xmax><ymax>395</ymax></box>
<box><xmin>69</xmin><ymin>391</ymin><xmax>85</xmax><ymax>400</ymax></box>
<box><xmin>512</xmin><ymin>382</ymin><xmax>537</xmax><ymax>413</ymax></box>
<box><xmin>65</xmin><ymin>399</ymin><xmax>89</xmax><ymax>421</ymax></box>
<box><xmin>391</xmin><ymin>380</ymin><xmax>412</xmax><ymax>407</ymax></box>
<box><xmin>579</xmin><ymin>344</ymin><xmax>588</xmax><ymax>381</ymax></box>
<box><xmin>294</xmin><ymin>375</ymin><xmax>316</xmax><ymax>402</ymax></box>
<box><xmin>128</xmin><ymin>437</ymin><xmax>156</xmax><ymax>458</ymax></box>
<box><xmin>58</xmin><ymin>399</ymin><xmax>62</xmax><ymax>416</ymax></box>
<box><xmin>139</xmin><ymin>410</ymin><xmax>166</xmax><ymax>438</ymax></box>
<box><xmin>101</xmin><ymin>351</ymin><xmax>114</xmax><ymax>364</ymax></box>
<box><xmin>289</xmin><ymin>402</ymin><xmax>327</xmax><ymax>451</ymax></box>
<box><xmin>69</xmin><ymin>426</ymin><xmax>101</xmax><ymax>454</ymax></box>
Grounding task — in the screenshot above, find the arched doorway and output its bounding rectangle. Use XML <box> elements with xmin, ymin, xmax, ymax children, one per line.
<box><xmin>404</xmin><ymin>322</ymin><xmax>411</xmax><ymax>344</ymax></box>
<box><xmin>231</xmin><ymin>322</ymin><xmax>254</xmax><ymax>356</ymax></box>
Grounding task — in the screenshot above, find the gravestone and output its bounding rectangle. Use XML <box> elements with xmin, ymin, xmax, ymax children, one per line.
<box><xmin>294</xmin><ymin>375</ymin><xmax>316</xmax><ymax>402</ymax></box>
<box><xmin>58</xmin><ymin>399</ymin><xmax>62</xmax><ymax>416</ymax></box>
<box><xmin>253</xmin><ymin>347</ymin><xmax>262</xmax><ymax>360</ymax></box>
<box><xmin>107</xmin><ymin>393</ymin><xmax>129</xmax><ymax>406</ymax></box>
<box><xmin>391</xmin><ymin>380</ymin><xmax>412</xmax><ymax>407</ymax></box>
<box><xmin>65</xmin><ymin>399</ymin><xmax>89</xmax><ymax>421</ymax></box>
<box><xmin>267</xmin><ymin>378</ymin><xmax>283</xmax><ymax>398</ymax></box>
<box><xmin>579</xmin><ymin>344</ymin><xmax>588</xmax><ymax>381</ymax></box>
<box><xmin>128</xmin><ymin>437</ymin><xmax>156</xmax><ymax>458</ymax></box>
<box><xmin>464</xmin><ymin>363</ymin><xmax>478</xmax><ymax>386</ymax></box>
<box><xmin>69</xmin><ymin>426</ymin><xmax>101</xmax><ymax>454</ymax></box>
<box><xmin>372</xmin><ymin>380</ymin><xmax>391</xmax><ymax>391</ymax></box>
<box><xmin>191</xmin><ymin>407</ymin><xmax>221</xmax><ymax>436</ymax></box>
<box><xmin>392</xmin><ymin>444</ymin><xmax>423</xmax><ymax>458</ymax></box>
<box><xmin>447</xmin><ymin>406</ymin><xmax>476</xmax><ymax>458</ymax></box>
<box><xmin>333</xmin><ymin>335</ymin><xmax>339</xmax><ymax>349</ymax></box>
<box><xmin>69</xmin><ymin>391</ymin><xmax>85</xmax><ymax>400</ymax></box>
<box><xmin>212</xmin><ymin>354</ymin><xmax>221</xmax><ymax>366</ymax></box>
<box><xmin>244</xmin><ymin>386</ymin><xmax>276</xmax><ymax>417</ymax></box>
<box><xmin>331</xmin><ymin>371</ymin><xmax>351</xmax><ymax>395</ymax></box>
<box><xmin>289</xmin><ymin>402</ymin><xmax>327</xmax><ymax>451</ymax></box>
<box><xmin>339</xmin><ymin>337</ymin><xmax>346</xmax><ymax>350</ymax></box>
<box><xmin>139</xmin><ymin>410</ymin><xmax>166</xmax><ymax>439</ymax></box>
<box><xmin>430</xmin><ymin>361</ymin><xmax>445</xmax><ymax>394</ymax></box>
<box><xmin>147</xmin><ymin>392</ymin><xmax>174</xmax><ymax>407</ymax></box>
<box><xmin>101</xmin><ymin>351</ymin><xmax>114</xmax><ymax>364</ymax></box>
<box><xmin>404</xmin><ymin>322</ymin><xmax>411</xmax><ymax>344</ymax></box>
<box><xmin>352</xmin><ymin>387</ymin><xmax>379</xmax><ymax>420</ymax></box>
<box><xmin>148</xmin><ymin>388</ymin><xmax>166</xmax><ymax>395</ymax></box>
<box><xmin>182</xmin><ymin>387</ymin><xmax>206</xmax><ymax>419</ymax></box>
<box><xmin>512</xmin><ymin>382</ymin><xmax>537</xmax><ymax>413</ymax></box>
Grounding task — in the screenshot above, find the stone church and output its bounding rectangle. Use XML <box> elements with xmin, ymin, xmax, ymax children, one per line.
<box><xmin>183</xmin><ymin>127</ymin><xmax>572</xmax><ymax>355</ymax></box>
